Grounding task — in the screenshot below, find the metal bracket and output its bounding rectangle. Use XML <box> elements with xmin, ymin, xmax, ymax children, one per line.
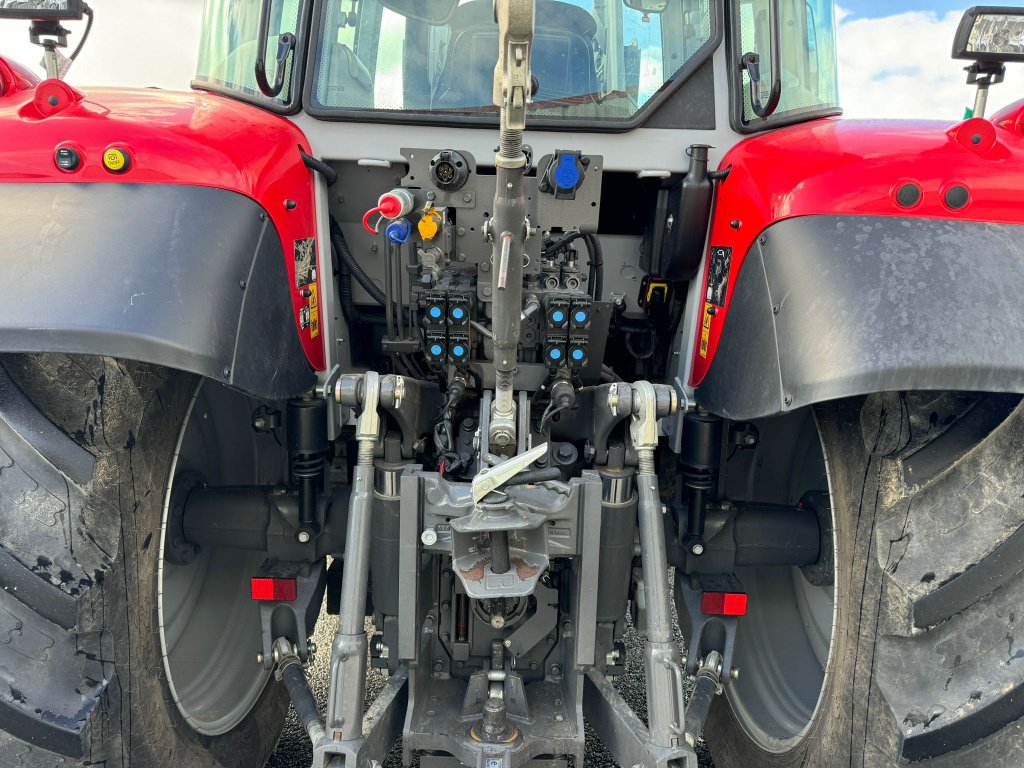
<box><xmin>582</xmin><ymin>668</ymin><xmax>697</xmax><ymax>768</ymax></box>
<box><xmin>313</xmin><ymin>667</ymin><xmax>409</xmax><ymax>768</ymax></box>
<box><xmin>380</xmin><ymin>375</ymin><xmax>443</xmax><ymax>458</ymax></box>
<box><xmin>630</xmin><ymin>381</ymin><xmax>660</xmax><ymax>451</ymax></box>
<box><xmin>492</xmin><ymin>0</ymin><xmax>535</xmax><ymax>135</ymax></box>
<box><xmin>355</xmin><ymin>371</ymin><xmax>381</xmax><ymax>444</ymax></box>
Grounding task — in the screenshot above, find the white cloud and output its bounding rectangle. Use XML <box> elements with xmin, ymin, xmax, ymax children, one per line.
<box><xmin>838</xmin><ymin>8</ymin><xmax>1024</xmax><ymax>119</ymax></box>
<box><xmin>0</xmin><ymin>0</ymin><xmax>203</xmax><ymax>90</ymax></box>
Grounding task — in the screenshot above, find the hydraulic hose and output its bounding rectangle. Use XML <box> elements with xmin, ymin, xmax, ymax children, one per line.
<box><xmin>299</xmin><ymin>149</ymin><xmax>338</xmax><ymax>187</ymax></box>
<box><xmin>585</xmin><ymin>233</ymin><xmax>604</xmax><ymax>301</ymax></box>
<box><xmin>330</xmin><ymin>217</ymin><xmax>386</xmax><ymax>306</ymax></box>
<box><xmin>280</xmin><ymin>658</ymin><xmax>325</xmax><ymax>745</ymax></box>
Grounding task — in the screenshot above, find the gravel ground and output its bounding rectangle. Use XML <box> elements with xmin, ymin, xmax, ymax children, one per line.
<box><xmin>266</xmin><ymin>608</ymin><xmax>715</xmax><ymax>768</ymax></box>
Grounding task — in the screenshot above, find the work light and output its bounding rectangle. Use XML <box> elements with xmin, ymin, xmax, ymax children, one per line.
<box><xmin>0</xmin><ymin>1</ymin><xmax>84</xmax><ymax>21</ymax></box>
<box><xmin>953</xmin><ymin>6</ymin><xmax>1024</xmax><ymax>62</ymax></box>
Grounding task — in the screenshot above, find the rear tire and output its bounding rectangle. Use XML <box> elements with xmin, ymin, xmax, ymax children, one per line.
<box><xmin>704</xmin><ymin>391</ymin><xmax>1024</xmax><ymax>767</ymax></box>
<box><xmin>0</xmin><ymin>354</ymin><xmax>288</xmax><ymax>767</ymax></box>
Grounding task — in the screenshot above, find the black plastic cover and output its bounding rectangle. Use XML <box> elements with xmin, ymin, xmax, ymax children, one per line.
<box><xmin>0</xmin><ymin>183</ymin><xmax>314</xmax><ymax>398</ymax></box>
<box><xmin>699</xmin><ymin>215</ymin><xmax>1024</xmax><ymax>418</ymax></box>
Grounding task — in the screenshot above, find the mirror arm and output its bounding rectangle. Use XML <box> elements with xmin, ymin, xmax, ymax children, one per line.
<box><xmin>741</xmin><ymin>0</ymin><xmax>782</xmax><ymax>120</ymax></box>
<box><xmin>254</xmin><ymin>0</ymin><xmax>296</xmax><ymax>98</ymax></box>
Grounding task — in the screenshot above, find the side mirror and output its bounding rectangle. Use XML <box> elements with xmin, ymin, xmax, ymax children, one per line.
<box><xmin>378</xmin><ymin>0</ymin><xmax>458</xmax><ymax>25</ymax></box>
<box><xmin>953</xmin><ymin>6</ymin><xmax>1024</xmax><ymax>63</ymax></box>
<box><xmin>0</xmin><ymin>0</ymin><xmax>84</xmax><ymax>21</ymax></box>
<box><xmin>624</xmin><ymin>0</ymin><xmax>670</xmax><ymax>12</ymax></box>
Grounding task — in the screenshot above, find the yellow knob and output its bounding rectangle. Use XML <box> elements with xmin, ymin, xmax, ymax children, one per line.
<box><xmin>103</xmin><ymin>147</ymin><xmax>130</xmax><ymax>173</ymax></box>
<box><xmin>418</xmin><ymin>209</ymin><xmax>442</xmax><ymax>240</ymax></box>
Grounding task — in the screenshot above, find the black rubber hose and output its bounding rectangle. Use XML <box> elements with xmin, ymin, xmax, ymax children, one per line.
<box><xmin>338</xmin><ymin>259</ymin><xmax>359</xmax><ymax>324</ymax></box>
<box><xmin>542</xmin><ymin>230</ymin><xmax>584</xmax><ymax>255</ymax></box>
<box><xmin>69</xmin><ymin>4</ymin><xmax>95</xmax><ymax>61</ymax></box>
<box><xmin>684</xmin><ymin>664</ymin><xmax>721</xmax><ymax>741</ymax></box>
<box><xmin>585</xmin><ymin>233</ymin><xmax>604</xmax><ymax>301</ymax></box>
<box><xmin>505</xmin><ymin>467</ymin><xmax>561</xmax><ymax>487</ymax></box>
<box><xmin>330</xmin><ymin>217</ymin><xmax>386</xmax><ymax>305</ymax></box>
<box><xmin>280</xmin><ymin>661</ymin><xmax>325</xmax><ymax>743</ymax></box>
<box><xmin>299</xmin><ymin>148</ymin><xmax>338</xmax><ymax>186</ymax></box>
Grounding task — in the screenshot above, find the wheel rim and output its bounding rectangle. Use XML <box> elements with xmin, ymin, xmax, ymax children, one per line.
<box><xmin>723</xmin><ymin>410</ymin><xmax>837</xmax><ymax>753</ymax></box>
<box><xmin>158</xmin><ymin>381</ymin><xmax>272</xmax><ymax>736</ymax></box>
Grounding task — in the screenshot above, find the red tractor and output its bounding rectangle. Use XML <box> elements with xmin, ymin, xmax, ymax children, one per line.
<box><xmin>0</xmin><ymin>1</ymin><xmax>1022</xmax><ymax>767</ymax></box>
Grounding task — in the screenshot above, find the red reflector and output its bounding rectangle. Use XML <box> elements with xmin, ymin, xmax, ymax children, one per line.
<box><xmin>250</xmin><ymin>577</ymin><xmax>297</xmax><ymax>602</ymax></box>
<box><xmin>701</xmin><ymin>591</ymin><xmax>748</xmax><ymax>616</ymax></box>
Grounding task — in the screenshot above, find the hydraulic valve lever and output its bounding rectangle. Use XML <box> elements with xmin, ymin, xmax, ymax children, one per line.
<box><xmin>471</xmin><ymin>441</ymin><xmax>549</xmax><ymax>503</ymax></box>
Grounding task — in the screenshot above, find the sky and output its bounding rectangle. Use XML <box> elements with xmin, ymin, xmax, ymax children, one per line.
<box><xmin>0</xmin><ymin>0</ymin><xmax>1023</xmax><ymax>120</ymax></box>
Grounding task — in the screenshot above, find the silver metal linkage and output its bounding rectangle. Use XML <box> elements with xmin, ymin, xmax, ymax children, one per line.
<box><xmin>487</xmin><ymin>0</ymin><xmax>535</xmax><ymax>451</ymax></box>
<box><xmin>327</xmin><ymin>371</ymin><xmax>382</xmax><ymax>740</ymax></box>
<box><xmin>630</xmin><ymin>381</ymin><xmax>686</xmax><ymax>748</ymax></box>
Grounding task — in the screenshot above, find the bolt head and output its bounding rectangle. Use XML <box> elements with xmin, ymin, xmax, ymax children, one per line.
<box><xmin>256</xmin><ymin>653</ymin><xmax>264</xmax><ymax>665</ymax></box>
<box><xmin>730</xmin><ymin>667</ymin><xmax>740</xmax><ymax>680</ymax></box>
<box><xmin>421</xmin><ymin>528</ymin><xmax>438</xmax><ymax>546</ymax></box>
<box><xmin>297</xmin><ymin>530</ymin><xmax>312</xmax><ymax>544</ymax></box>
<box><xmin>691</xmin><ymin>543</ymin><xmax>705</xmax><ymax>556</ymax></box>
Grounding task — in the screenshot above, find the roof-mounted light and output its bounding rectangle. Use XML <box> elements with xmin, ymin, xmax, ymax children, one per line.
<box><xmin>0</xmin><ymin>0</ymin><xmax>85</xmax><ymax>22</ymax></box>
<box><xmin>953</xmin><ymin>6</ymin><xmax>1024</xmax><ymax>63</ymax></box>
<box><xmin>952</xmin><ymin>7</ymin><xmax>1024</xmax><ymax>118</ymax></box>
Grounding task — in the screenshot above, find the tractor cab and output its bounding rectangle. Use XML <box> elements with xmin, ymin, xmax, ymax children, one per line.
<box><xmin>193</xmin><ymin>0</ymin><xmax>839</xmax><ymax>135</ymax></box>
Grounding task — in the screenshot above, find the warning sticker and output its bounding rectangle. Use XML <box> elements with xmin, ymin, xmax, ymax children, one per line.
<box><xmin>294</xmin><ymin>238</ymin><xmax>316</xmax><ymax>287</ymax></box>
<box><xmin>706</xmin><ymin>246</ymin><xmax>732</xmax><ymax>308</ymax></box>
<box><xmin>308</xmin><ymin>284</ymin><xmax>320</xmax><ymax>339</ymax></box>
<box><xmin>699</xmin><ymin>303</ymin><xmax>712</xmax><ymax>358</ymax></box>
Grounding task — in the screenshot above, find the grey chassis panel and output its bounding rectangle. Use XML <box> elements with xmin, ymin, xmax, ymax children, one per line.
<box><xmin>0</xmin><ymin>183</ymin><xmax>314</xmax><ymax>398</ymax></box>
<box><xmin>698</xmin><ymin>215</ymin><xmax>1024</xmax><ymax>419</ymax></box>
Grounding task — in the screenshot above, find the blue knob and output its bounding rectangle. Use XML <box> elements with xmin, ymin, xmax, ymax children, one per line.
<box><xmin>554</xmin><ymin>154</ymin><xmax>580</xmax><ymax>189</ymax></box>
<box><xmin>385</xmin><ymin>218</ymin><xmax>412</xmax><ymax>243</ymax></box>
<box><xmin>429</xmin><ymin>306</ymin><xmax>442</xmax><ymax>319</ymax></box>
<box><xmin>452</xmin><ymin>345</ymin><xmax>466</xmax><ymax>358</ymax></box>
<box><xmin>552</xmin><ymin>310</ymin><xmax>565</xmax><ymax>323</ymax></box>
<box><xmin>574</xmin><ymin>310</ymin><xmax>587</xmax><ymax>324</ymax></box>
<box><xmin>550</xmin><ymin>348</ymin><xmax>562</xmax><ymax>360</ymax></box>
<box><xmin>452</xmin><ymin>307</ymin><xmax>465</xmax><ymax>320</ymax></box>
<box><xmin>430</xmin><ymin>344</ymin><xmax>443</xmax><ymax>357</ymax></box>
<box><xmin>572</xmin><ymin>349</ymin><xmax>585</xmax><ymax>361</ymax></box>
